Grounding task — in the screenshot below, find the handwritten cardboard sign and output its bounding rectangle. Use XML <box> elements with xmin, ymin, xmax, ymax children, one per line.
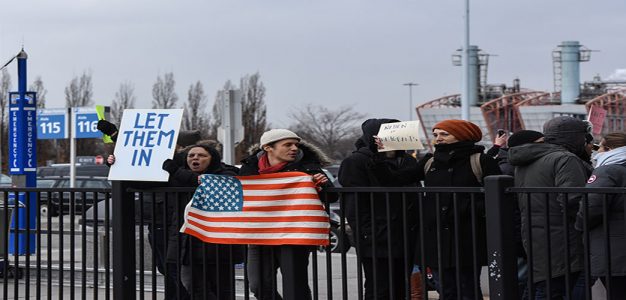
<box><xmin>108</xmin><ymin>109</ymin><xmax>183</xmax><ymax>181</ymax></box>
<box><xmin>376</xmin><ymin>120</ymin><xmax>424</xmax><ymax>151</ymax></box>
<box><xmin>587</xmin><ymin>105</ymin><xmax>607</xmax><ymax>135</ymax></box>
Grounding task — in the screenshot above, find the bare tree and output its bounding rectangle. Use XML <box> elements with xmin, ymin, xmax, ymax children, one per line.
<box><xmin>182</xmin><ymin>81</ymin><xmax>210</xmax><ymax>133</ymax></box>
<box><xmin>111</xmin><ymin>81</ymin><xmax>136</xmax><ymax>125</ymax></box>
<box><xmin>239</xmin><ymin>72</ymin><xmax>268</xmax><ymax>154</ymax></box>
<box><xmin>65</xmin><ymin>71</ymin><xmax>93</xmax><ymax>107</ymax></box>
<box><xmin>29</xmin><ymin>76</ymin><xmax>47</xmax><ymax>108</ymax></box>
<box><xmin>152</xmin><ymin>72</ymin><xmax>178</xmax><ymax>109</ymax></box>
<box><xmin>63</xmin><ymin>71</ymin><xmax>101</xmax><ymax>160</ymax></box>
<box><xmin>0</xmin><ymin>70</ymin><xmax>11</xmax><ymax>173</ymax></box>
<box><xmin>289</xmin><ymin>104</ymin><xmax>366</xmax><ymax>161</ymax></box>
<box><xmin>29</xmin><ymin>76</ymin><xmax>56</xmax><ymax>165</ymax></box>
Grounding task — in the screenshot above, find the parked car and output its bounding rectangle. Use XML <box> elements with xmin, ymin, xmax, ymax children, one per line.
<box><xmin>37</xmin><ymin>164</ymin><xmax>109</xmax><ymax>177</ymax></box>
<box><xmin>38</xmin><ymin>176</ymin><xmax>111</xmax><ymax>217</ymax></box>
<box><xmin>0</xmin><ymin>174</ymin><xmax>13</xmax><ymax>188</ymax></box>
<box><xmin>324</xmin><ymin>164</ymin><xmax>341</xmax><ymax>187</ymax></box>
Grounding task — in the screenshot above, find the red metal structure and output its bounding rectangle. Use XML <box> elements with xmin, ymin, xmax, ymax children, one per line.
<box><xmin>480</xmin><ymin>91</ymin><xmax>549</xmax><ymax>141</ymax></box>
<box><xmin>585</xmin><ymin>89</ymin><xmax>626</xmax><ymax>137</ymax></box>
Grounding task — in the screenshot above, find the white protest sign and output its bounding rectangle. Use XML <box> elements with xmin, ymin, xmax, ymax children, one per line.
<box><xmin>376</xmin><ymin>120</ymin><xmax>424</xmax><ymax>151</ymax></box>
<box><xmin>108</xmin><ymin>109</ymin><xmax>184</xmax><ymax>181</ymax></box>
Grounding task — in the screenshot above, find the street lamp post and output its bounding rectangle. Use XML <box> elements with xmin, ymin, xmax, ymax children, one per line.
<box><xmin>403</xmin><ymin>82</ymin><xmax>418</xmax><ymax>120</ymax></box>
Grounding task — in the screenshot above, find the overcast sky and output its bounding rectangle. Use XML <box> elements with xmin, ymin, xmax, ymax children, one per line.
<box><xmin>1</xmin><ymin>0</ymin><xmax>625</xmax><ymax>127</ymax></box>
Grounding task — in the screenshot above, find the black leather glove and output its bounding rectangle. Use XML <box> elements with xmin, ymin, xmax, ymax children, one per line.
<box><xmin>97</xmin><ymin>120</ymin><xmax>118</xmax><ymax>136</ymax></box>
<box><xmin>162</xmin><ymin>159</ymin><xmax>179</xmax><ymax>175</ymax></box>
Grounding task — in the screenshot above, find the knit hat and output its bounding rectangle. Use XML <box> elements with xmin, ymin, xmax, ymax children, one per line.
<box><xmin>177</xmin><ymin>130</ymin><xmax>202</xmax><ymax>147</ymax></box>
<box><xmin>259</xmin><ymin>129</ymin><xmax>301</xmax><ymax>149</ymax></box>
<box><xmin>543</xmin><ymin>116</ymin><xmax>588</xmax><ymax>155</ymax></box>
<box><xmin>355</xmin><ymin>118</ymin><xmax>400</xmax><ymax>149</ymax></box>
<box><xmin>508</xmin><ymin>130</ymin><xmax>544</xmax><ymax>147</ymax></box>
<box><xmin>433</xmin><ymin>119</ymin><xmax>482</xmax><ymax>142</ymax></box>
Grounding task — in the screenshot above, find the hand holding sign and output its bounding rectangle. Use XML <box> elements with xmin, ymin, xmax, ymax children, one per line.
<box><xmin>108</xmin><ymin>109</ymin><xmax>183</xmax><ymax>181</ymax></box>
<box><xmin>375</xmin><ymin>120</ymin><xmax>424</xmax><ymax>152</ymax></box>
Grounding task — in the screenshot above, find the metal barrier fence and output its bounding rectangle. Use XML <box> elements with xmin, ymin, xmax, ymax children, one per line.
<box><xmin>0</xmin><ymin>187</ymin><xmax>112</xmax><ymax>300</ymax></box>
<box><xmin>0</xmin><ymin>176</ymin><xmax>624</xmax><ymax>299</ymax></box>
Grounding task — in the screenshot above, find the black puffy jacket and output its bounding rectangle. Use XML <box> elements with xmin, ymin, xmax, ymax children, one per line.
<box><xmin>508</xmin><ymin>142</ymin><xmax>591</xmax><ymax>282</ymax></box>
<box><xmin>576</xmin><ymin>159</ymin><xmax>626</xmax><ymax>277</ymax></box>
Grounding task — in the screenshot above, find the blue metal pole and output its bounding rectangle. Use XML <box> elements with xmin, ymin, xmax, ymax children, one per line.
<box><xmin>9</xmin><ymin>49</ymin><xmax>37</xmax><ymax>255</ymax></box>
<box><xmin>17</xmin><ymin>50</ymin><xmax>27</xmax><ymax>100</ymax></box>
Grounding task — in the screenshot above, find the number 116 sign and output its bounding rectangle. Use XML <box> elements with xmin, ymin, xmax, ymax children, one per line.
<box><xmin>72</xmin><ymin>107</ymin><xmax>102</xmax><ymax>139</ymax></box>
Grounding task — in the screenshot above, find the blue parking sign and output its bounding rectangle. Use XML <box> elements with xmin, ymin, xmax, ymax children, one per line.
<box><xmin>72</xmin><ymin>108</ymin><xmax>102</xmax><ymax>139</ymax></box>
<box><xmin>37</xmin><ymin>108</ymin><xmax>69</xmax><ymax>139</ymax></box>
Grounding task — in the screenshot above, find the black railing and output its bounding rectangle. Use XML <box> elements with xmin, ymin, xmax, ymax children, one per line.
<box><xmin>0</xmin><ymin>176</ymin><xmax>624</xmax><ymax>299</ymax></box>
<box><xmin>0</xmin><ymin>187</ymin><xmax>112</xmax><ymax>300</ymax></box>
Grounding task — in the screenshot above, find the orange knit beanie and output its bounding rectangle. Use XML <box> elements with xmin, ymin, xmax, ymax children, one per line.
<box><xmin>433</xmin><ymin>119</ymin><xmax>482</xmax><ymax>142</ymax></box>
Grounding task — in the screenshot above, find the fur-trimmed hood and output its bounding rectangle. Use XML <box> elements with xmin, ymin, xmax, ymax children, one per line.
<box><xmin>244</xmin><ymin>140</ymin><xmax>332</xmax><ymax>167</ymax></box>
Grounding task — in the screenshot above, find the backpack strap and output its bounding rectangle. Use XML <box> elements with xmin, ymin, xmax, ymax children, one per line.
<box><xmin>423</xmin><ymin>153</ymin><xmax>483</xmax><ymax>184</ymax></box>
<box><xmin>423</xmin><ymin>157</ymin><xmax>434</xmax><ymax>175</ymax></box>
<box><xmin>470</xmin><ymin>153</ymin><xmax>483</xmax><ymax>184</ymax></box>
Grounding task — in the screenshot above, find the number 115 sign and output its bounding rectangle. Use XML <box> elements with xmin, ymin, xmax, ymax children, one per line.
<box><xmin>37</xmin><ymin>108</ymin><xmax>69</xmax><ymax>139</ymax></box>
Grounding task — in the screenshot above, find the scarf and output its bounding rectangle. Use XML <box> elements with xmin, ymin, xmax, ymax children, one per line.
<box><xmin>257</xmin><ymin>153</ymin><xmax>288</xmax><ymax>174</ymax></box>
<box><xmin>593</xmin><ymin>146</ymin><xmax>626</xmax><ymax>168</ymax></box>
<box><xmin>433</xmin><ymin>141</ymin><xmax>483</xmax><ymax>163</ymax></box>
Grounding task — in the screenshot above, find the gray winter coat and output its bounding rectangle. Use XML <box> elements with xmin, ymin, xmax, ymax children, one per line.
<box><xmin>508</xmin><ymin>143</ymin><xmax>591</xmax><ymax>283</ymax></box>
<box><xmin>576</xmin><ymin>149</ymin><xmax>626</xmax><ymax>276</ymax></box>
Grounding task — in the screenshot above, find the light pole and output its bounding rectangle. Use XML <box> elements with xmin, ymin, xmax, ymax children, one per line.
<box><xmin>403</xmin><ymin>82</ymin><xmax>418</xmax><ymax>120</ymax></box>
<box><xmin>462</xmin><ymin>0</ymin><xmax>470</xmax><ymax>120</ymax></box>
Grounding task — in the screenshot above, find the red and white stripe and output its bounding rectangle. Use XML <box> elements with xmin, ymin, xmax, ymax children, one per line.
<box><xmin>181</xmin><ymin>171</ymin><xmax>330</xmax><ymax>246</ymax></box>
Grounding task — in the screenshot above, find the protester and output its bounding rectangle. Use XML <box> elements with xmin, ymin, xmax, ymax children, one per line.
<box><xmin>160</xmin><ymin>144</ymin><xmax>245</xmax><ymax>299</ymax></box>
<box><xmin>508</xmin><ymin>116</ymin><xmax>592</xmax><ymax>299</ymax></box>
<box><xmin>239</xmin><ymin>129</ymin><xmax>332</xmax><ymax>300</ymax></box>
<box><xmin>99</xmin><ymin>119</ymin><xmax>201</xmax><ymax>300</ymax></box>
<box><xmin>418</xmin><ymin>119</ymin><xmax>500</xmax><ymax>300</ymax></box>
<box><xmin>338</xmin><ymin>118</ymin><xmax>421</xmax><ymax>300</ymax></box>
<box><xmin>504</xmin><ymin>129</ymin><xmax>545</xmax><ymax>299</ymax></box>
<box><xmin>575</xmin><ymin>132</ymin><xmax>626</xmax><ymax>299</ymax></box>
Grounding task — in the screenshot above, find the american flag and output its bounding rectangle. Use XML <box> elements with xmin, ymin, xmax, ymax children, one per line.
<box><xmin>181</xmin><ymin>171</ymin><xmax>330</xmax><ymax>246</ymax></box>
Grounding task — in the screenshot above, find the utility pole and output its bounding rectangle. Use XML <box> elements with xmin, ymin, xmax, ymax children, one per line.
<box><xmin>403</xmin><ymin>82</ymin><xmax>418</xmax><ymax>121</ymax></box>
<box><xmin>462</xmin><ymin>0</ymin><xmax>471</xmax><ymax>120</ymax></box>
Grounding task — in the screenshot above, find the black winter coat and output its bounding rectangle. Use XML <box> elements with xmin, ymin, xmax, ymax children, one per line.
<box><xmin>576</xmin><ymin>163</ymin><xmax>626</xmax><ymax>276</ymax></box>
<box><xmin>338</xmin><ymin>146</ymin><xmax>420</xmax><ymax>258</ymax></box>
<box><xmin>165</xmin><ymin>148</ymin><xmax>245</xmax><ymax>265</ymax></box>
<box><xmin>418</xmin><ymin>141</ymin><xmax>500</xmax><ymax>269</ymax></box>
<box><xmin>508</xmin><ymin>143</ymin><xmax>591</xmax><ymax>282</ymax></box>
